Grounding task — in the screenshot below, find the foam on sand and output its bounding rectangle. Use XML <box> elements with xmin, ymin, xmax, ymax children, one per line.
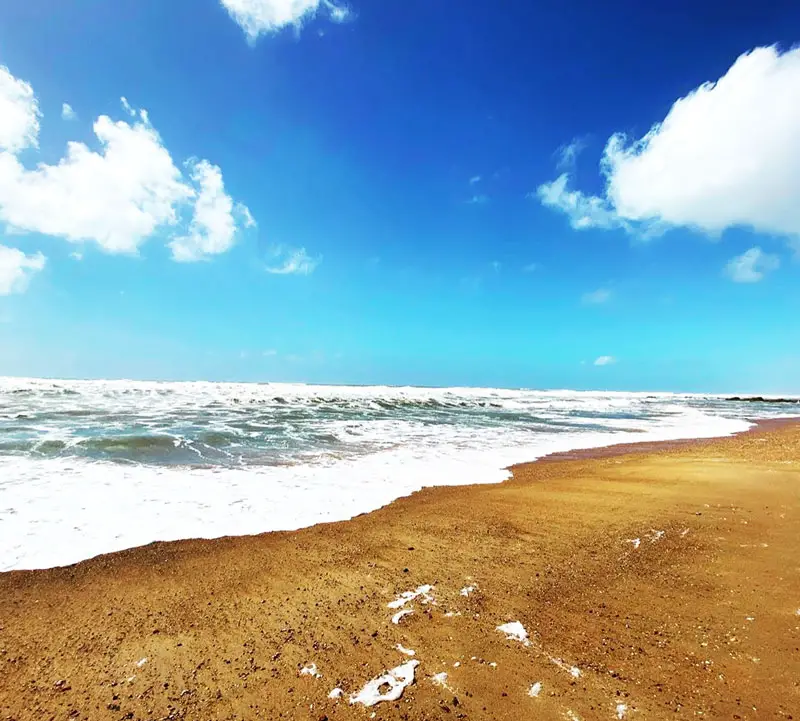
<box><xmin>388</xmin><ymin>585</ymin><xmax>434</xmax><ymax>609</ymax></box>
<box><xmin>396</xmin><ymin>644</ymin><xmax>416</xmax><ymax>656</ymax></box>
<box><xmin>496</xmin><ymin>621</ymin><xmax>530</xmax><ymax>645</ymax></box>
<box><xmin>391</xmin><ymin>609</ymin><xmax>414</xmax><ymax>625</ymax></box>
<box><xmin>328</xmin><ymin>688</ymin><xmax>343</xmax><ymax>699</ymax></box>
<box><xmin>349</xmin><ymin>660</ymin><xmax>419</xmax><ymax>707</ymax></box>
<box><xmin>460</xmin><ymin>585</ymin><xmax>476</xmax><ymax>596</ymax></box>
<box><xmin>616</xmin><ymin>702</ymin><xmax>629</xmax><ymax>719</ymax></box>
<box><xmin>300</xmin><ymin>663</ymin><xmax>321</xmax><ymax>678</ymax></box>
<box><xmin>528</xmin><ymin>681</ymin><xmax>543</xmax><ymax>697</ymax></box>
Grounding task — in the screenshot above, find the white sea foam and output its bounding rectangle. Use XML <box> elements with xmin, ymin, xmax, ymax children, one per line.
<box><xmin>349</xmin><ymin>660</ymin><xmax>419</xmax><ymax>707</ymax></box>
<box><xmin>496</xmin><ymin>621</ymin><xmax>529</xmax><ymax>644</ymax></box>
<box><xmin>388</xmin><ymin>585</ymin><xmax>434</xmax><ymax>609</ymax></box>
<box><xmin>0</xmin><ymin>377</ymin><xmax>773</xmax><ymax>571</ymax></box>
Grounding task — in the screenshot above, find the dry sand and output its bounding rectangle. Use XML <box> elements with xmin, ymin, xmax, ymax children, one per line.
<box><xmin>1</xmin><ymin>421</ymin><xmax>799</xmax><ymax>720</ymax></box>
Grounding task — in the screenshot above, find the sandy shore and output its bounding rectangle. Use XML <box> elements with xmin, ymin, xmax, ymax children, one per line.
<box><xmin>1</xmin><ymin>422</ymin><xmax>799</xmax><ymax>720</ymax></box>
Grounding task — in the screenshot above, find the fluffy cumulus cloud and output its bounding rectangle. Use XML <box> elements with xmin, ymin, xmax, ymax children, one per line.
<box><xmin>0</xmin><ymin>245</ymin><xmax>45</xmax><ymax>295</ymax></box>
<box><xmin>169</xmin><ymin>160</ymin><xmax>256</xmax><ymax>262</ymax></box>
<box><xmin>538</xmin><ymin>46</ymin><xmax>800</xmax><ymax>246</ymax></box>
<box><xmin>724</xmin><ymin>246</ymin><xmax>780</xmax><ymax>283</ymax></box>
<box><xmin>220</xmin><ymin>0</ymin><xmax>350</xmax><ymax>42</ymax></box>
<box><xmin>0</xmin><ymin>66</ymin><xmax>39</xmax><ymax>153</ymax></box>
<box><xmin>0</xmin><ymin>64</ymin><xmax>255</xmax><ymax>271</ymax></box>
<box><xmin>265</xmin><ymin>245</ymin><xmax>320</xmax><ymax>275</ymax></box>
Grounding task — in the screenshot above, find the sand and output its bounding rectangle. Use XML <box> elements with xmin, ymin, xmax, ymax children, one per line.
<box><xmin>1</xmin><ymin>421</ymin><xmax>799</xmax><ymax>720</ymax></box>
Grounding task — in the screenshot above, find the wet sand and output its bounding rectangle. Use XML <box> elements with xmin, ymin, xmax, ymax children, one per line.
<box><xmin>1</xmin><ymin>421</ymin><xmax>799</xmax><ymax>720</ymax></box>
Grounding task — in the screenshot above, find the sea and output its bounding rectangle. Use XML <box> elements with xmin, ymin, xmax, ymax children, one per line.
<box><xmin>0</xmin><ymin>377</ymin><xmax>795</xmax><ymax>572</ymax></box>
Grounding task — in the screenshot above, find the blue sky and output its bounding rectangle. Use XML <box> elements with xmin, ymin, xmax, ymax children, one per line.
<box><xmin>0</xmin><ymin>0</ymin><xmax>799</xmax><ymax>392</ymax></box>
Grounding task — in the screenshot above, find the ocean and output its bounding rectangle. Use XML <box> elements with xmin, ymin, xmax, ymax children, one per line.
<box><xmin>0</xmin><ymin>377</ymin><xmax>794</xmax><ymax>571</ymax></box>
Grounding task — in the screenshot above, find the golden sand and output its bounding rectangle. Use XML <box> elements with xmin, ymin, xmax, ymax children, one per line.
<box><xmin>1</xmin><ymin>421</ymin><xmax>799</xmax><ymax>720</ymax></box>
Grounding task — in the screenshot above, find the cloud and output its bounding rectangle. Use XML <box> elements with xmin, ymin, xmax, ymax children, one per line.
<box><xmin>220</xmin><ymin>0</ymin><xmax>351</xmax><ymax>42</ymax></box>
<box><xmin>537</xmin><ymin>46</ymin><xmax>800</xmax><ymax>246</ymax></box>
<box><xmin>467</xmin><ymin>194</ymin><xmax>488</xmax><ymax>205</ymax></box>
<box><xmin>0</xmin><ymin>67</ymin><xmax>253</xmax><ymax>263</ymax></box>
<box><xmin>536</xmin><ymin>174</ymin><xmax>626</xmax><ymax>231</ymax></box>
<box><xmin>469</xmin><ymin>175</ymin><xmax>481</xmax><ymax>185</ymax></box>
<box><xmin>0</xmin><ymin>66</ymin><xmax>39</xmax><ymax>153</ymax></box>
<box><xmin>490</xmin><ymin>260</ymin><xmax>501</xmax><ymax>272</ymax></box>
<box><xmin>263</xmin><ymin>349</ymin><xmax>278</xmax><ymax>357</ymax></box>
<box><xmin>724</xmin><ymin>246</ymin><xmax>780</xmax><ymax>283</ymax></box>
<box><xmin>0</xmin><ymin>245</ymin><xmax>45</xmax><ymax>295</ymax></box>
<box><xmin>61</xmin><ymin>103</ymin><xmax>76</xmax><ymax>121</ymax></box>
<box><xmin>265</xmin><ymin>245</ymin><xmax>320</xmax><ymax>275</ymax></box>
<box><xmin>522</xmin><ymin>262</ymin><xmax>538</xmax><ymax>272</ymax></box>
<box><xmin>582</xmin><ymin>288</ymin><xmax>611</xmax><ymax>304</ymax></box>
<box><xmin>556</xmin><ymin>137</ymin><xmax>587</xmax><ymax>170</ymax></box>
<box><xmin>594</xmin><ymin>355</ymin><xmax>616</xmax><ymax>366</ymax></box>
<box><xmin>169</xmin><ymin>160</ymin><xmax>256</xmax><ymax>262</ymax></box>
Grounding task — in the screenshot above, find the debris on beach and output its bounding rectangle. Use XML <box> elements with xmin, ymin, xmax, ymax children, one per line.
<box><xmin>626</xmin><ymin>538</ymin><xmax>641</xmax><ymax>550</ymax></box>
<box><xmin>647</xmin><ymin>529</ymin><xmax>665</xmax><ymax>543</ymax></box>
<box><xmin>300</xmin><ymin>663</ymin><xmax>321</xmax><ymax>678</ymax></box>
<box><xmin>328</xmin><ymin>688</ymin><xmax>343</xmax><ymax>699</ymax></box>
<box><xmin>396</xmin><ymin>644</ymin><xmax>416</xmax><ymax>656</ymax></box>
<box><xmin>392</xmin><ymin>608</ymin><xmax>414</xmax><ymax>624</ymax></box>
<box><xmin>616</xmin><ymin>702</ymin><xmax>628</xmax><ymax>719</ymax></box>
<box><xmin>460</xmin><ymin>585</ymin><xmax>476</xmax><ymax>596</ymax></box>
<box><xmin>388</xmin><ymin>584</ymin><xmax>434</xmax><ymax>609</ymax></box>
<box><xmin>349</xmin><ymin>660</ymin><xmax>420</xmax><ymax>707</ymax></box>
<box><xmin>528</xmin><ymin>681</ymin><xmax>543</xmax><ymax>697</ymax></box>
<box><xmin>496</xmin><ymin>621</ymin><xmax>530</xmax><ymax>645</ymax></box>
<box><xmin>135</xmin><ymin>657</ymin><xmax>148</xmax><ymax>668</ymax></box>
<box><xmin>430</xmin><ymin>671</ymin><xmax>451</xmax><ymax>690</ymax></box>
<box><xmin>550</xmin><ymin>656</ymin><xmax>581</xmax><ymax>678</ymax></box>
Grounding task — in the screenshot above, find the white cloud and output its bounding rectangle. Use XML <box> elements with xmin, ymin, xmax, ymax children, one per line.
<box><xmin>724</xmin><ymin>246</ymin><xmax>780</xmax><ymax>283</ymax></box>
<box><xmin>469</xmin><ymin>175</ymin><xmax>481</xmax><ymax>185</ymax></box>
<box><xmin>491</xmin><ymin>260</ymin><xmax>501</xmax><ymax>272</ymax></box>
<box><xmin>0</xmin><ymin>66</ymin><xmax>39</xmax><ymax>153</ymax></box>
<box><xmin>594</xmin><ymin>355</ymin><xmax>615</xmax><ymax>366</ymax></box>
<box><xmin>582</xmin><ymin>288</ymin><xmax>611</xmax><ymax>304</ymax></box>
<box><xmin>220</xmin><ymin>0</ymin><xmax>350</xmax><ymax>42</ymax></box>
<box><xmin>61</xmin><ymin>103</ymin><xmax>76</xmax><ymax>121</ymax></box>
<box><xmin>538</xmin><ymin>46</ymin><xmax>800</xmax><ymax>246</ymax></box>
<box><xmin>536</xmin><ymin>174</ymin><xmax>626</xmax><ymax>231</ymax></box>
<box><xmin>467</xmin><ymin>194</ymin><xmax>488</xmax><ymax>205</ymax></box>
<box><xmin>0</xmin><ymin>111</ymin><xmax>192</xmax><ymax>254</ymax></box>
<box><xmin>0</xmin><ymin>245</ymin><xmax>45</xmax><ymax>295</ymax></box>
<box><xmin>0</xmin><ymin>68</ymin><xmax>254</xmax><ymax>264</ymax></box>
<box><xmin>265</xmin><ymin>245</ymin><xmax>320</xmax><ymax>275</ymax></box>
<box><xmin>169</xmin><ymin>160</ymin><xmax>255</xmax><ymax>262</ymax></box>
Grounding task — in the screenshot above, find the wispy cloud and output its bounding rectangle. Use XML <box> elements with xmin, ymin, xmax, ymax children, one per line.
<box><xmin>469</xmin><ymin>175</ymin><xmax>481</xmax><ymax>185</ymax></box>
<box><xmin>594</xmin><ymin>355</ymin><xmax>616</xmax><ymax>366</ymax></box>
<box><xmin>490</xmin><ymin>260</ymin><xmax>501</xmax><ymax>272</ymax></box>
<box><xmin>265</xmin><ymin>245</ymin><xmax>321</xmax><ymax>275</ymax></box>
<box><xmin>467</xmin><ymin>194</ymin><xmax>488</xmax><ymax>205</ymax></box>
<box><xmin>582</xmin><ymin>288</ymin><xmax>611</xmax><ymax>305</ymax></box>
<box><xmin>263</xmin><ymin>349</ymin><xmax>278</xmax><ymax>357</ymax></box>
<box><xmin>556</xmin><ymin>137</ymin><xmax>587</xmax><ymax>171</ymax></box>
<box><xmin>724</xmin><ymin>246</ymin><xmax>780</xmax><ymax>283</ymax></box>
<box><xmin>61</xmin><ymin>103</ymin><xmax>76</xmax><ymax>121</ymax></box>
<box><xmin>522</xmin><ymin>262</ymin><xmax>538</xmax><ymax>273</ymax></box>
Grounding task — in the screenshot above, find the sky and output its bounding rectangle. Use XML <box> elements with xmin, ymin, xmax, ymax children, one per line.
<box><xmin>0</xmin><ymin>0</ymin><xmax>799</xmax><ymax>392</ymax></box>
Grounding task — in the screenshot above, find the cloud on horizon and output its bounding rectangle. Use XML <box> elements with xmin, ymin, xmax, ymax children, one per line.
<box><xmin>537</xmin><ymin>46</ymin><xmax>800</xmax><ymax>253</ymax></box>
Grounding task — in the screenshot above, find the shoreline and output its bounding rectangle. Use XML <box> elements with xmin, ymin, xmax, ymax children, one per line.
<box><xmin>0</xmin><ymin>410</ymin><xmax>776</xmax><ymax>574</ymax></box>
<box><xmin>2</xmin><ymin>420</ymin><xmax>799</xmax><ymax>719</ymax></box>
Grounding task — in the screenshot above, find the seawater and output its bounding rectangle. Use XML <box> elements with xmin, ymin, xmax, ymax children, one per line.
<box><xmin>0</xmin><ymin>377</ymin><xmax>793</xmax><ymax>571</ymax></box>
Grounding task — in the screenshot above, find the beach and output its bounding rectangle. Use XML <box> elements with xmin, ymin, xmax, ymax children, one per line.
<box><xmin>1</xmin><ymin>420</ymin><xmax>799</xmax><ymax>720</ymax></box>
